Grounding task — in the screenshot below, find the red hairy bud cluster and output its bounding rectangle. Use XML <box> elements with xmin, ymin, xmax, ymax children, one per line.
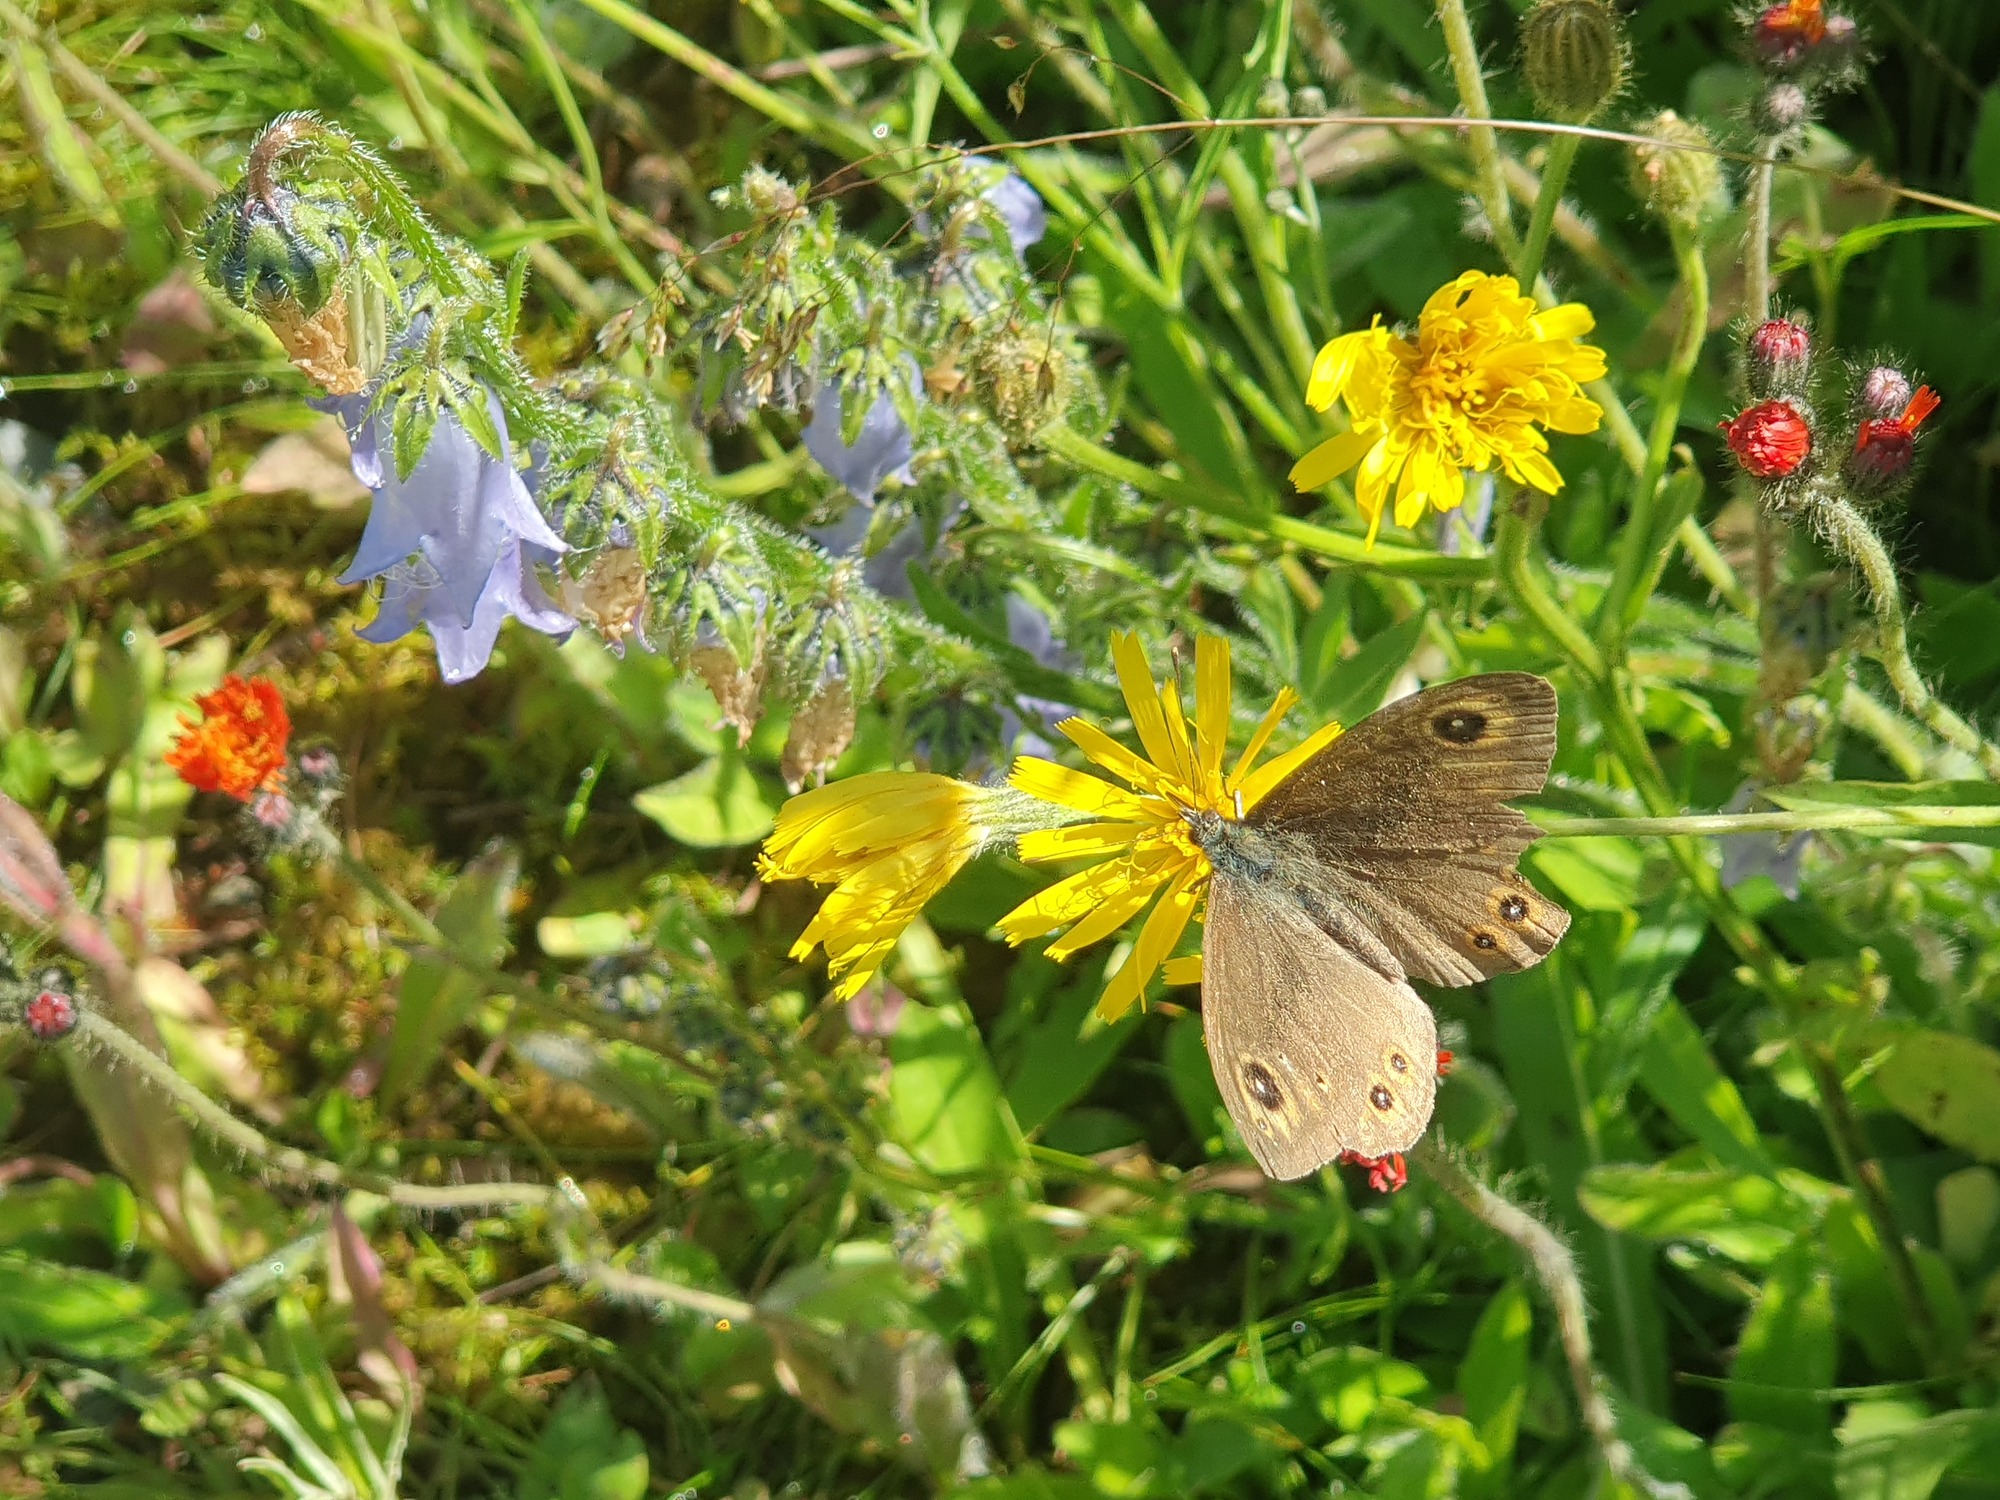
<box><xmin>1749</xmin><ymin>0</ymin><xmax>1861</xmax><ymax>83</ymax></box>
<box><xmin>1723</xmin><ymin>400</ymin><xmax>1814</xmax><ymax>480</ymax></box>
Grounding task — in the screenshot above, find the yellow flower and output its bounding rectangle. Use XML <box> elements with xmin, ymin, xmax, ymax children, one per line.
<box><xmin>1290</xmin><ymin>270</ymin><xmax>1607</xmax><ymax>546</ymax></box>
<box><xmin>997</xmin><ymin>634</ymin><xmax>1342</xmax><ymax>1023</ymax></box>
<box><xmin>760</xmin><ymin>771</ymin><xmax>994</xmax><ymax>1001</ymax></box>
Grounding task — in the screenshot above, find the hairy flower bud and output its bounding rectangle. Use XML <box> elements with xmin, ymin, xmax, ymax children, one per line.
<box><xmin>1627</xmin><ymin>112</ymin><xmax>1728</xmax><ymax>231</ymax></box>
<box><xmin>1848</xmin><ymin>385</ymin><xmax>1939</xmax><ymax>496</ymax></box>
<box><xmin>1747</xmin><ymin>317</ymin><xmax>1813</xmax><ymax>399</ymax></box>
<box><xmin>1722</xmin><ymin>399</ymin><xmax>1814</xmax><ymax>479</ymax></box>
<box><xmin>24</xmin><ymin>969</ymin><xmax>78</xmax><ymax>1044</ymax></box>
<box><xmin>1751</xmin><ymin>81</ymin><xmax>1812</xmax><ymax>137</ymax></box>
<box><xmin>1855</xmin><ymin>365</ymin><xmax>1913</xmax><ymax>421</ymax></box>
<box><xmin>973</xmin><ymin>321</ymin><xmax>1072</xmax><ymax>441</ymax></box>
<box><xmin>1520</xmin><ymin>0</ymin><xmax>1629</xmax><ymax>125</ymax></box>
<box><xmin>1748</xmin><ymin>0</ymin><xmax>1864</xmax><ymax>91</ymax></box>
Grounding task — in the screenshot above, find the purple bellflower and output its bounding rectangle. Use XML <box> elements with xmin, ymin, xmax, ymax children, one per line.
<box><xmin>316</xmin><ymin>380</ymin><xmax>575</xmax><ymax>681</ymax></box>
<box><xmin>802</xmin><ymin>359</ymin><xmax>922</xmax><ymax>503</ymax></box>
<box><xmin>983</xmin><ymin>167</ymin><xmax>1047</xmax><ymax>257</ymax></box>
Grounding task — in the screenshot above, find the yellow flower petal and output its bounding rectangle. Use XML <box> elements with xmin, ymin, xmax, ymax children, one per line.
<box><xmin>1095</xmin><ymin>863</ymin><xmax>1202</xmax><ymax>1022</ymax></box>
<box><xmin>1238</xmin><ymin>719</ymin><xmax>1345</xmax><ymax>810</ymax></box>
<box><xmin>1289</xmin><ymin>429</ymin><xmax>1377</xmax><ymax>492</ymax></box>
<box><xmin>1228</xmin><ymin>685</ymin><xmax>1300</xmax><ymax>793</ymax></box>
<box><xmin>1291</xmin><ymin>269</ymin><xmax>1605</xmax><ymax>549</ymax></box>
<box><xmin>1162</xmin><ymin>954</ymin><xmax>1204</xmax><ymax>987</ymax></box>
<box><xmin>1194</xmin><ymin>635</ymin><xmax>1230</xmax><ymax>789</ymax></box>
<box><xmin>1112</xmin><ymin>633</ymin><xmax>1185</xmax><ymax>784</ymax></box>
<box><xmin>1016</xmin><ymin>819</ymin><xmax>1146</xmax><ymax>863</ymax></box>
<box><xmin>1011</xmin><ymin>755</ymin><xmax>1152</xmax><ymax>817</ymax></box>
<box><xmin>1052</xmin><ymin>719</ymin><xmax>1180</xmax><ymax>800</ymax></box>
<box><xmin>1305</xmin><ymin>329</ymin><xmax>1368</xmax><ymax>410</ymax></box>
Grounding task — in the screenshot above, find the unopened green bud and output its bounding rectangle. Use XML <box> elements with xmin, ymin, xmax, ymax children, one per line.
<box><xmin>1521</xmin><ymin>0</ymin><xmax>1629</xmax><ymax>124</ymax></box>
<box><xmin>1627</xmin><ymin>111</ymin><xmax>1729</xmax><ymax>231</ymax></box>
<box><xmin>972</xmin><ymin>320</ymin><xmax>1072</xmax><ymax>442</ymax></box>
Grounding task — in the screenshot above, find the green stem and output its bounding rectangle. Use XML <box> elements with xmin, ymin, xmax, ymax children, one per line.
<box><xmin>1434</xmin><ymin>0</ymin><xmax>1521</xmax><ymax>263</ymax></box>
<box><xmin>1494</xmin><ymin>501</ymin><xmax>1605</xmax><ymax>680</ymax></box>
<box><xmin>1812</xmin><ymin>494</ymin><xmax>2000</xmax><ymax>777</ymax></box>
<box><xmin>1038</xmin><ymin>423</ymin><xmax>1489</xmax><ymax>582</ymax></box>
<box><xmin>1799</xmin><ymin>1044</ymin><xmax>1941</xmax><ymax>1369</ymax></box>
<box><xmin>1516</xmin><ymin>133</ymin><xmax>1581</xmax><ymax>288</ymax></box>
<box><xmin>1536</xmin><ymin>805</ymin><xmax>2000</xmax><ymax>839</ymax></box>
<box><xmin>1600</xmin><ymin>231</ymin><xmax>1710</xmax><ymax>643</ymax></box>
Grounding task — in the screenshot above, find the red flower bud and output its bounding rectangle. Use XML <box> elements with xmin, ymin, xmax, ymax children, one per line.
<box><xmin>1337</xmin><ymin>1150</ymin><xmax>1410</xmax><ymax>1193</ymax></box>
<box><xmin>1436</xmin><ymin>1049</ymin><xmax>1456</xmax><ymax>1079</ymax></box>
<box><xmin>25</xmin><ymin>984</ymin><xmax>77</xmax><ymax>1043</ymax></box>
<box><xmin>1751</xmin><ymin>0</ymin><xmax>1826</xmax><ymax>64</ymax></box>
<box><xmin>1722</xmin><ymin>400</ymin><xmax>1813</xmax><ymax>479</ymax></box>
<box><xmin>1850</xmin><ymin>385</ymin><xmax>1939</xmax><ymax>485</ymax></box>
<box><xmin>1748</xmin><ymin>318</ymin><xmax>1812</xmax><ymax>397</ymax></box>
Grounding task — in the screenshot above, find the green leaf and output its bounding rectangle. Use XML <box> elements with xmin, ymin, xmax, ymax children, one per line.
<box><xmin>1875</xmin><ymin>1028</ymin><xmax>2000</xmax><ymax>1162</ymax></box>
<box><xmin>0</xmin><ymin>1250</ymin><xmax>185</xmax><ymax>1359</ymax></box>
<box><xmin>1577</xmin><ymin>1163</ymin><xmax>1821</xmax><ymax>1267</ymax></box>
<box><xmin>632</xmin><ymin>750</ymin><xmax>778</xmax><ymax>848</ymax></box>
<box><xmin>515</xmin><ymin>1382</ymin><xmax>650</xmax><ymax>1500</ymax></box>
<box><xmin>1730</xmin><ymin>1234</ymin><xmax>1835</xmax><ymax>1437</ymax></box>
<box><xmin>380</xmin><ymin>842</ymin><xmax>518</xmax><ymax>1104</ymax></box>
<box><xmin>889</xmin><ymin>1001</ymin><xmax>1017</xmax><ymax>1174</ymax></box>
<box><xmin>1522</xmin><ymin>836</ymin><xmax>1644</xmax><ymax>912</ymax></box>
<box><xmin>1638</xmin><ymin>999</ymin><xmax>1772</xmax><ymax>1176</ymax></box>
<box><xmin>1457</xmin><ymin>1280</ymin><xmax>1530</xmax><ymax>1485</ymax></box>
<box><xmin>1003</xmin><ymin>961</ymin><xmax>1134</xmax><ymax>1136</ymax></box>
<box><xmin>1311</xmin><ymin>612</ymin><xmax>1428</xmax><ymax>727</ymax></box>
<box><xmin>1836</xmin><ymin>1403</ymin><xmax>2000</xmax><ymax>1500</ymax></box>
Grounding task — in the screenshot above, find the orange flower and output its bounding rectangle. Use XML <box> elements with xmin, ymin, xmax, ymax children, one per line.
<box><xmin>166</xmin><ymin>675</ymin><xmax>291</xmax><ymax>800</ymax></box>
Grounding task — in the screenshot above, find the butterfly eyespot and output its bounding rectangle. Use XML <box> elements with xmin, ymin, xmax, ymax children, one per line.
<box><xmin>1369</xmin><ymin>1083</ymin><xmax>1394</xmax><ymax>1112</ymax></box>
<box><xmin>1243</xmin><ymin>1062</ymin><xmax>1284</xmax><ymax>1111</ymax></box>
<box><xmin>1471</xmin><ymin>930</ymin><xmax>1499</xmax><ymax>951</ymax></box>
<box><xmin>1388</xmin><ymin>1051</ymin><xmax>1409</xmax><ymax>1073</ymax></box>
<box><xmin>1499</xmin><ymin>894</ymin><xmax>1529</xmax><ymax>923</ymax></box>
<box><xmin>1433</xmin><ymin>709</ymin><xmax>1487</xmax><ymax>744</ymax></box>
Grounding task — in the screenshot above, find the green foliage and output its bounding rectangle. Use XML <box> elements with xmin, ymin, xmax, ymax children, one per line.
<box><xmin>8</xmin><ymin>0</ymin><xmax>2000</xmax><ymax>1496</ymax></box>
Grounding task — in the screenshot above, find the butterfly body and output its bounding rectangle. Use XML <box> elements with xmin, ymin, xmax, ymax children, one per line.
<box><xmin>1194</xmin><ymin>672</ymin><xmax>1570</xmax><ymax>1181</ymax></box>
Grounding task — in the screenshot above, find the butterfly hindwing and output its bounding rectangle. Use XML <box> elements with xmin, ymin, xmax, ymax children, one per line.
<box><xmin>1202</xmin><ymin>874</ymin><xmax>1439</xmax><ymax>1180</ymax></box>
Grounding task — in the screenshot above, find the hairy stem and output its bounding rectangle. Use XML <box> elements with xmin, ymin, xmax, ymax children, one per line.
<box><xmin>1415</xmin><ymin>1141</ymin><xmax>1690</xmax><ymax>1500</ymax></box>
<box><xmin>71</xmin><ymin>1010</ymin><xmax>555</xmax><ymax>1213</ymax></box>
<box><xmin>1434</xmin><ymin>0</ymin><xmax>1521</xmax><ymax>261</ymax></box>
<box><xmin>1814</xmin><ymin>494</ymin><xmax>2000</xmax><ymax>777</ymax></box>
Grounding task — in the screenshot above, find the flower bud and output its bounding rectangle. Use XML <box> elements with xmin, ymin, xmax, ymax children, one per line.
<box><xmin>1291</xmin><ymin>86</ymin><xmax>1328</xmax><ymax>119</ymax></box>
<box><xmin>1751</xmin><ymin>82</ymin><xmax>1812</xmax><ymax>138</ymax></box>
<box><xmin>1747</xmin><ymin>317</ymin><xmax>1813</xmax><ymax>399</ymax></box>
<box><xmin>1520</xmin><ymin>0</ymin><xmax>1630</xmax><ymax>125</ymax></box>
<box><xmin>1855</xmin><ymin>365</ymin><xmax>1912</xmax><ymax>421</ymax></box>
<box><xmin>1722</xmin><ymin>399</ymin><xmax>1814</xmax><ymax>479</ymax></box>
<box><xmin>1848</xmin><ymin>385</ymin><xmax>1939</xmax><ymax>496</ymax></box>
<box><xmin>1750</xmin><ymin>0</ymin><xmax>1827</xmax><ymax>69</ymax></box>
<box><xmin>24</xmin><ymin>969</ymin><xmax>78</xmax><ymax>1044</ymax></box>
<box><xmin>1627</xmin><ymin>112</ymin><xmax>1728</xmax><ymax>231</ymax></box>
<box><xmin>1255</xmin><ymin>77</ymin><xmax>1290</xmax><ymax>119</ymax></box>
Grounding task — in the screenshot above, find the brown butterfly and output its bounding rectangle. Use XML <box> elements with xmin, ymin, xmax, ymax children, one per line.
<box><xmin>1187</xmin><ymin>672</ymin><xmax>1569</xmax><ymax>1180</ymax></box>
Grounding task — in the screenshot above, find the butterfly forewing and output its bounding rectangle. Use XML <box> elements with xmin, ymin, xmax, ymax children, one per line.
<box><xmin>1247</xmin><ymin>672</ymin><xmax>1570</xmax><ymax>986</ymax></box>
<box><xmin>1202</xmin><ymin>874</ymin><xmax>1440</xmax><ymax>1180</ymax></box>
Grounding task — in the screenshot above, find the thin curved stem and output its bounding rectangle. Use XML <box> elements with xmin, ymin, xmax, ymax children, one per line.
<box><xmin>1813</xmin><ymin>495</ymin><xmax>2000</xmax><ymax>777</ymax></box>
<box><xmin>1415</xmin><ymin>1141</ymin><xmax>1690</xmax><ymax>1500</ymax></box>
